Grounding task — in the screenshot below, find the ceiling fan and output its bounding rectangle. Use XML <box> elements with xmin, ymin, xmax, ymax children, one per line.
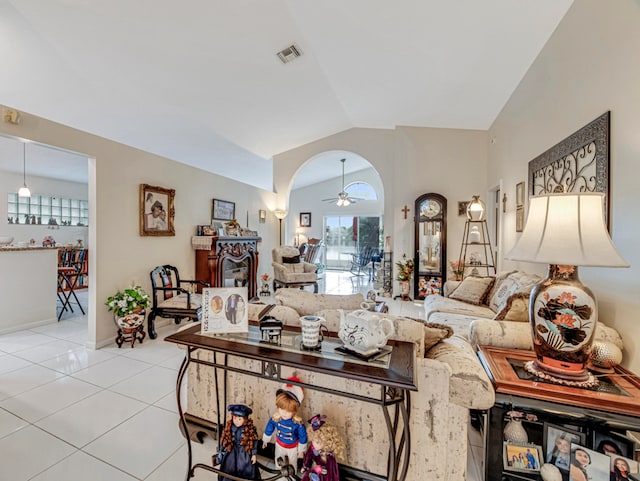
<box><xmin>322</xmin><ymin>158</ymin><xmax>362</xmax><ymax>206</ymax></box>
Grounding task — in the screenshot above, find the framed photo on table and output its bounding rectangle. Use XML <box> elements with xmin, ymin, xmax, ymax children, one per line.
<box><xmin>140</xmin><ymin>184</ymin><xmax>175</xmax><ymax>237</ymax></box>
<box><xmin>201</xmin><ymin>287</ymin><xmax>248</xmax><ymax>335</ymax></box>
<box><xmin>212</xmin><ymin>199</ymin><xmax>235</xmax><ymax>222</ymax></box>
<box><xmin>300</xmin><ymin>212</ymin><xmax>311</xmax><ymax>227</ymax></box>
<box><xmin>503</xmin><ymin>442</ymin><xmax>543</xmax><ymax>473</ymax></box>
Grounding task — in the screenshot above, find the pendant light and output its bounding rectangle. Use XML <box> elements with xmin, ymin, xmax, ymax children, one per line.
<box><xmin>17</xmin><ymin>142</ymin><xmax>31</xmax><ymax>198</ymax></box>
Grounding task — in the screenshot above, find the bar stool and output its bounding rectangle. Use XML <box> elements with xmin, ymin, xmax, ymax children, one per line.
<box><xmin>57</xmin><ymin>248</ymin><xmax>86</xmax><ymax>321</ymax></box>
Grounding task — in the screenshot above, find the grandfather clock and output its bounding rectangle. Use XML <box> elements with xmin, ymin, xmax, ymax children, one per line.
<box><xmin>414</xmin><ymin>193</ymin><xmax>447</xmax><ymax>300</ymax></box>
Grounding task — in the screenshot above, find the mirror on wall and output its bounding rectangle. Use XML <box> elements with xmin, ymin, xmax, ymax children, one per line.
<box><xmin>414</xmin><ymin>193</ymin><xmax>447</xmax><ymax>300</ymax></box>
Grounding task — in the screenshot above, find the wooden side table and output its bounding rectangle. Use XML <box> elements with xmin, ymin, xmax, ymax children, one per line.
<box><xmin>477</xmin><ymin>346</ymin><xmax>640</xmax><ymax>481</ymax></box>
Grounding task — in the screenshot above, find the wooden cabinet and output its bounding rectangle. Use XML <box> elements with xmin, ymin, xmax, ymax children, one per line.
<box><xmin>478</xmin><ymin>346</ymin><xmax>640</xmax><ymax>481</ymax></box>
<box><xmin>194</xmin><ymin>236</ymin><xmax>261</xmax><ymax>300</ymax></box>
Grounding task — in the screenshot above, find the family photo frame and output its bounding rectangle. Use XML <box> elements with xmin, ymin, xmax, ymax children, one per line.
<box><xmin>201</xmin><ymin>287</ymin><xmax>248</xmax><ymax>335</ymax></box>
<box><xmin>503</xmin><ymin>442</ymin><xmax>543</xmax><ymax>474</ymax></box>
<box><xmin>543</xmin><ymin>423</ymin><xmax>585</xmax><ymax>471</ymax></box>
<box><xmin>212</xmin><ymin>199</ymin><xmax>235</xmax><ymax>222</ymax></box>
<box><xmin>140</xmin><ymin>184</ymin><xmax>175</xmax><ymax>237</ymax></box>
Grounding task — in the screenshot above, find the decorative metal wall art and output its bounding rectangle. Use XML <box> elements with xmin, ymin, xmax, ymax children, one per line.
<box><xmin>528</xmin><ymin>111</ymin><xmax>610</xmax><ymax>226</ymax></box>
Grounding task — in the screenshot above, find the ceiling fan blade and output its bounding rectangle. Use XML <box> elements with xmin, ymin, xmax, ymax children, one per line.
<box><xmin>322</xmin><ymin>197</ymin><xmax>338</xmax><ymax>202</ymax></box>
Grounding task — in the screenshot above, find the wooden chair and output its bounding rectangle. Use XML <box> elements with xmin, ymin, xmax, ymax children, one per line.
<box><xmin>302</xmin><ymin>239</ymin><xmax>324</xmax><ymax>266</ymax></box>
<box><xmin>148</xmin><ymin>265</ymin><xmax>210</xmax><ymax>339</ymax></box>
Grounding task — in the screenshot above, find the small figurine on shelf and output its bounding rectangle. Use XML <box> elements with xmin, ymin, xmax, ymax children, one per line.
<box><xmin>262</xmin><ymin>376</ymin><xmax>307</xmax><ymax>469</ymax></box>
<box><xmin>217</xmin><ymin>403</ymin><xmax>261</xmax><ymax>481</ymax></box>
<box><xmin>301</xmin><ymin>414</ymin><xmax>345</xmax><ymax>481</ymax></box>
<box><xmin>260</xmin><ymin>273</ymin><xmax>271</xmax><ymax>296</ymax></box>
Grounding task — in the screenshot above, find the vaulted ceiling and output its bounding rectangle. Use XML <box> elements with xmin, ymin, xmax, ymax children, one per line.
<box><xmin>0</xmin><ymin>0</ymin><xmax>573</xmax><ymax>189</ymax></box>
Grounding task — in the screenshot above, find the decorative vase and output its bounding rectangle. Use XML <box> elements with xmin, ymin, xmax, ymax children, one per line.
<box><xmin>400</xmin><ymin>280</ymin><xmax>410</xmax><ymax>297</ymax></box>
<box><xmin>503</xmin><ymin>418</ymin><xmax>528</xmax><ymax>443</ymax></box>
<box><xmin>526</xmin><ymin>264</ymin><xmax>597</xmax><ymax>386</ymax></box>
<box><xmin>115</xmin><ymin>309</ymin><xmax>146</xmax><ymax>348</ymax></box>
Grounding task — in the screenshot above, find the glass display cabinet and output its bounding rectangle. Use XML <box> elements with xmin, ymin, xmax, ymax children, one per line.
<box><xmin>414</xmin><ymin>193</ymin><xmax>447</xmax><ymax>300</ymax></box>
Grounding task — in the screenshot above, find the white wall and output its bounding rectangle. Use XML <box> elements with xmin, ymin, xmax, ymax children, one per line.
<box><xmin>0</xmin><ymin>106</ymin><xmax>278</xmax><ymax>348</ymax></box>
<box><xmin>0</xmin><ymin>170</ymin><xmax>89</xmax><ymax>246</ymax></box>
<box><xmin>274</xmin><ymin>126</ymin><xmax>489</xmax><ymax>290</ymax></box>
<box><xmin>487</xmin><ymin>0</ymin><xmax>640</xmax><ymax>370</ymax></box>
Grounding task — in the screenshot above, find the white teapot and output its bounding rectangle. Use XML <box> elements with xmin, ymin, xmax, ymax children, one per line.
<box><xmin>338</xmin><ymin>309</ymin><xmax>395</xmax><ymax>355</ymax></box>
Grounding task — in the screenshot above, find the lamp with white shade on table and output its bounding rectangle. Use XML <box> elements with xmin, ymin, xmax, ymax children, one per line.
<box><xmin>506</xmin><ymin>193</ymin><xmax>628</xmax><ymax>387</ymax></box>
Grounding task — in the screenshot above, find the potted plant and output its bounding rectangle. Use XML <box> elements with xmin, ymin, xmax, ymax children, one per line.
<box><xmin>395</xmin><ymin>254</ymin><xmax>415</xmax><ymax>298</ymax></box>
<box><xmin>449</xmin><ymin>260</ymin><xmax>465</xmax><ymax>281</ymax></box>
<box><xmin>105</xmin><ymin>285</ymin><xmax>151</xmax><ymax>347</ymax></box>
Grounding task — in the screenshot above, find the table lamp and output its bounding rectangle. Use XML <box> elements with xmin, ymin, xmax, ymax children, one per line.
<box><xmin>506</xmin><ymin>193</ymin><xmax>628</xmax><ymax>387</ymax></box>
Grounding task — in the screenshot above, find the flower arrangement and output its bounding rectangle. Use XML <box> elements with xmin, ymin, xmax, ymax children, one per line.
<box><xmin>261</xmin><ymin>273</ymin><xmax>271</xmax><ymax>283</ymax></box>
<box><xmin>449</xmin><ymin>260</ymin><xmax>465</xmax><ymax>281</ymax></box>
<box><xmin>226</xmin><ymin>219</ymin><xmax>240</xmax><ymax>228</ymax></box>
<box><xmin>105</xmin><ymin>285</ymin><xmax>150</xmax><ymax>317</ymax></box>
<box><xmin>395</xmin><ymin>255</ymin><xmax>415</xmax><ymax>282</ymax></box>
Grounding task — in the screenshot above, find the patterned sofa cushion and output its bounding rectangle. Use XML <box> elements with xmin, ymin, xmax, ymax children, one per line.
<box><xmin>424</xmin><ymin>295</ymin><xmax>495</xmax><ymax>322</ymax></box>
<box><xmin>488</xmin><ymin>271</ymin><xmax>541</xmax><ymax>313</ymax></box>
<box><xmin>449</xmin><ymin>276</ymin><xmax>495</xmax><ymax>305</ymax></box>
<box><xmin>275</xmin><ymin>289</ymin><xmax>364</xmax><ymax>316</ymax></box>
<box><xmin>158</xmin><ymin>293</ymin><xmax>202</xmax><ymax>309</ymax></box>
<box><xmin>427</xmin><ymin>312</ymin><xmax>485</xmax><ymax>340</ymax></box>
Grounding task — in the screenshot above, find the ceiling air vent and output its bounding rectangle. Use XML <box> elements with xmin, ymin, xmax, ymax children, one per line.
<box><xmin>277</xmin><ymin>44</ymin><xmax>302</xmax><ymax>64</ymax></box>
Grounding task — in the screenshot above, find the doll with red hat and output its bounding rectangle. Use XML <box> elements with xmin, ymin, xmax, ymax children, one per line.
<box><xmin>217</xmin><ymin>403</ymin><xmax>261</xmax><ymax>481</ymax></box>
<box><xmin>301</xmin><ymin>414</ymin><xmax>345</xmax><ymax>481</ymax></box>
<box><xmin>262</xmin><ymin>376</ymin><xmax>308</xmax><ymax>468</ymax></box>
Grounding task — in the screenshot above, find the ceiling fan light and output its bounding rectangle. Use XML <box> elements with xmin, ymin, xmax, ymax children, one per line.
<box><xmin>343</xmin><ymin>198</ymin><xmax>351</xmax><ymax>206</ymax></box>
<box><xmin>336</xmin><ymin>198</ymin><xmax>343</xmax><ymax>206</ymax></box>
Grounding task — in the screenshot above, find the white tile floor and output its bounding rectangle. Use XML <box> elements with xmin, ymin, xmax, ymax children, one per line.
<box><xmin>0</xmin><ymin>271</ymin><xmax>482</xmax><ymax>480</ymax></box>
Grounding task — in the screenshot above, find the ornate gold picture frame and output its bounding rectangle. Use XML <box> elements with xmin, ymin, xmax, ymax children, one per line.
<box><xmin>140</xmin><ymin>184</ymin><xmax>175</xmax><ymax>237</ymax></box>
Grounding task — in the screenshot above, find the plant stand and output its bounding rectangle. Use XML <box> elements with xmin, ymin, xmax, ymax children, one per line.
<box><xmin>393</xmin><ymin>280</ymin><xmax>412</xmax><ymax>301</ymax></box>
<box><xmin>115</xmin><ymin>310</ymin><xmax>146</xmax><ymax>348</ymax></box>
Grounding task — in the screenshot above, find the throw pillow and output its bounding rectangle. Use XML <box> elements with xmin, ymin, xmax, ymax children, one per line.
<box><xmin>282</xmin><ymin>255</ymin><xmax>301</xmax><ymax>264</ymax></box>
<box><xmin>449</xmin><ymin>276</ymin><xmax>495</xmax><ymax>305</ymax></box>
<box><xmin>424</xmin><ymin>322</ymin><xmax>454</xmax><ymax>353</ymax></box>
<box><xmin>493</xmin><ymin>293</ymin><xmax>530</xmax><ymax>322</ymax></box>
<box><xmin>488</xmin><ymin>271</ymin><xmax>541</xmax><ymax>313</ymax></box>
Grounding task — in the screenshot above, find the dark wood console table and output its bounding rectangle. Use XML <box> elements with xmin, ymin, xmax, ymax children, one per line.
<box><xmin>165</xmin><ymin>323</ymin><xmax>416</xmax><ymax>481</ymax></box>
<box><xmin>477</xmin><ymin>346</ymin><xmax>640</xmax><ymax>481</ymax></box>
<box><xmin>194</xmin><ymin>236</ymin><xmax>261</xmax><ymax>300</ymax></box>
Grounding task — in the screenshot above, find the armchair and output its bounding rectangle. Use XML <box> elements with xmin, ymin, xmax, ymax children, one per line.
<box><xmin>272</xmin><ymin>246</ymin><xmax>318</xmax><ymax>293</ymax></box>
<box><xmin>148</xmin><ymin>265</ymin><xmax>209</xmax><ymax>339</ymax></box>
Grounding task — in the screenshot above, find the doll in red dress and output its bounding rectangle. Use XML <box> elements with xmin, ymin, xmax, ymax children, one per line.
<box><xmin>301</xmin><ymin>414</ymin><xmax>346</xmax><ymax>481</ymax></box>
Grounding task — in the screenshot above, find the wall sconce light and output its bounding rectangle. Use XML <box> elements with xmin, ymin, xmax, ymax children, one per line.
<box><xmin>259</xmin><ymin>209</ymin><xmax>266</xmax><ymax>223</ymax></box>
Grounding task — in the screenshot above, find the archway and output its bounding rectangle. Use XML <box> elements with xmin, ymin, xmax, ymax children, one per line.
<box><xmin>286</xmin><ymin>150</ymin><xmax>385</xmax><ymax>271</ymax></box>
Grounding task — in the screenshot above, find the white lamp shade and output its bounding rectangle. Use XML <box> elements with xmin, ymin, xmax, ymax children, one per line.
<box><xmin>274</xmin><ymin>209</ymin><xmax>288</xmax><ymax>220</ymax></box>
<box><xmin>18</xmin><ymin>185</ymin><xmax>31</xmax><ymax>197</ymax></box>
<box><xmin>506</xmin><ymin>193</ymin><xmax>628</xmax><ymax>267</ymax></box>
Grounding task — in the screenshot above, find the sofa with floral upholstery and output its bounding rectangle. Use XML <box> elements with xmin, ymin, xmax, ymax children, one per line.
<box><xmin>187</xmin><ymin>289</ymin><xmax>496</xmax><ymax>481</ymax></box>
<box><xmin>424</xmin><ymin>270</ymin><xmax>625</xmax><ymax>355</ymax></box>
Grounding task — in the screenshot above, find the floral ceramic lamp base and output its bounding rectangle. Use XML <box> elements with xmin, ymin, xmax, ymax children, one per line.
<box><xmin>526</xmin><ymin>265</ymin><xmax>599</xmax><ymax>388</ymax></box>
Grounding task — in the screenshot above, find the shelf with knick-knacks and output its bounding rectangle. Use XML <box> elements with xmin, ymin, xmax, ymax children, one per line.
<box><xmin>7</xmin><ymin>193</ymin><xmax>89</xmax><ymax>227</ymax></box>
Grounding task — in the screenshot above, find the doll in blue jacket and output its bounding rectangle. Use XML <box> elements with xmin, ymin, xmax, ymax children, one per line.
<box><xmin>217</xmin><ymin>403</ymin><xmax>261</xmax><ymax>481</ymax></box>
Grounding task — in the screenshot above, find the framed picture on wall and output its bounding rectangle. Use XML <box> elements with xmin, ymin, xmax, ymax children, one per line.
<box><xmin>212</xmin><ymin>199</ymin><xmax>235</xmax><ymax>222</ymax></box>
<box><xmin>516</xmin><ymin>181</ymin><xmax>525</xmax><ymax>207</ymax></box>
<box><xmin>516</xmin><ymin>206</ymin><xmax>524</xmax><ymax>233</ymax></box>
<box><xmin>300</xmin><ymin>212</ymin><xmax>311</xmax><ymax>227</ymax></box>
<box><xmin>140</xmin><ymin>184</ymin><xmax>175</xmax><ymax>237</ymax></box>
